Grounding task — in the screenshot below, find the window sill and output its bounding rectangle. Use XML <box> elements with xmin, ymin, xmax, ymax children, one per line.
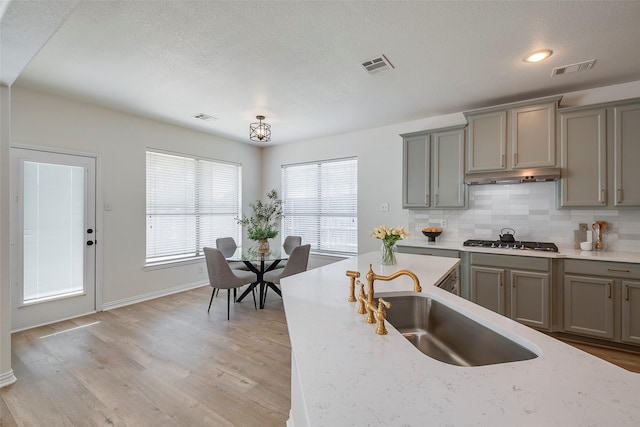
<box><xmin>143</xmin><ymin>257</ymin><xmax>204</xmax><ymax>271</ymax></box>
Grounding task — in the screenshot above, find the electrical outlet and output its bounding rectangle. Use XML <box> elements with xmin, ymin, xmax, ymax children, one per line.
<box><xmin>440</xmin><ymin>219</ymin><xmax>447</xmax><ymax>228</ymax></box>
<box><xmin>379</xmin><ymin>202</ymin><xmax>389</xmax><ymax>212</ymax></box>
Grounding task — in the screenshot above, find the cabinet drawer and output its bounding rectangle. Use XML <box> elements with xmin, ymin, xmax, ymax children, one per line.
<box><xmin>470</xmin><ymin>253</ymin><xmax>550</xmax><ymax>271</ymax></box>
<box><xmin>397</xmin><ymin>245</ymin><xmax>460</xmax><ymax>258</ymax></box>
<box><xmin>564</xmin><ymin>259</ymin><xmax>640</xmax><ymax>279</ymax></box>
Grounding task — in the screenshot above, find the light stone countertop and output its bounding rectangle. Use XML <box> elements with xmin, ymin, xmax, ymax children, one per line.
<box><xmin>398</xmin><ymin>238</ymin><xmax>640</xmax><ymax>263</ymax></box>
<box><xmin>281</xmin><ymin>251</ymin><xmax>640</xmax><ymax>427</ymax></box>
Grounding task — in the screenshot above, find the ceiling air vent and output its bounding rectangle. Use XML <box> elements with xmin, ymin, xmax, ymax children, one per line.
<box><xmin>551</xmin><ymin>59</ymin><xmax>596</xmax><ymax>77</ymax></box>
<box><xmin>192</xmin><ymin>113</ymin><xmax>218</xmax><ymax>122</ymax></box>
<box><xmin>361</xmin><ymin>54</ymin><xmax>394</xmax><ymax>74</ymax></box>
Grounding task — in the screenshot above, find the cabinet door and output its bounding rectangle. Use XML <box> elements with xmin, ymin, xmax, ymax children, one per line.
<box><xmin>432</xmin><ymin>128</ymin><xmax>465</xmax><ymax>208</ymax></box>
<box><xmin>614</xmin><ymin>103</ymin><xmax>640</xmax><ymax>206</ymax></box>
<box><xmin>466</xmin><ymin>111</ymin><xmax>506</xmax><ymax>172</ymax></box>
<box><xmin>511</xmin><ymin>102</ymin><xmax>557</xmax><ymax>168</ymax></box>
<box><xmin>510</xmin><ymin>270</ymin><xmax>550</xmax><ymax>330</ymax></box>
<box><xmin>559</xmin><ymin>108</ymin><xmax>607</xmax><ymax>207</ymax></box>
<box><xmin>470</xmin><ymin>266</ymin><xmax>504</xmax><ymax>315</ymax></box>
<box><xmin>402</xmin><ymin>134</ymin><xmax>430</xmax><ymax>208</ymax></box>
<box><xmin>621</xmin><ymin>281</ymin><xmax>640</xmax><ymax>345</ymax></box>
<box><xmin>563</xmin><ymin>275</ymin><xmax>614</xmax><ymax>340</ymax></box>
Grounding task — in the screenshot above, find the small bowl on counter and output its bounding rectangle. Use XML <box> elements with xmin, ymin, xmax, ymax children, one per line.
<box><xmin>422</xmin><ymin>228</ymin><xmax>442</xmax><ymax>242</ymax></box>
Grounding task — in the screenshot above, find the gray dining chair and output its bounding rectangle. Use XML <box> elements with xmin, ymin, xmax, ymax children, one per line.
<box><xmin>262</xmin><ymin>244</ymin><xmax>311</xmax><ymax>307</ymax></box>
<box><xmin>216</xmin><ymin>237</ymin><xmax>250</xmax><ymax>271</ymax></box>
<box><xmin>204</xmin><ymin>247</ymin><xmax>257</xmax><ymax>320</ymax></box>
<box><xmin>273</xmin><ymin>235</ymin><xmax>302</xmax><ymax>270</ymax></box>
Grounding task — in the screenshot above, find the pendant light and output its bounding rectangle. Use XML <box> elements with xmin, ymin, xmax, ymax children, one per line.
<box><xmin>249</xmin><ymin>115</ymin><xmax>271</xmax><ymax>142</ymax></box>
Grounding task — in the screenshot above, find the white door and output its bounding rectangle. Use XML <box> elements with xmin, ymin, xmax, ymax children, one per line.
<box><xmin>11</xmin><ymin>148</ymin><xmax>97</xmax><ymax>331</ymax></box>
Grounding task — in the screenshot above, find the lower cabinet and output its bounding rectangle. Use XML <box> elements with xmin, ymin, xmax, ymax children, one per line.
<box><xmin>469</xmin><ymin>254</ymin><xmax>551</xmax><ymax>330</ymax></box>
<box><xmin>564</xmin><ymin>275</ymin><xmax>615</xmax><ymax>340</ymax></box>
<box><xmin>396</xmin><ymin>246</ymin><xmax>461</xmax><ymax>296</ymax></box>
<box><xmin>621</xmin><ymin>281</ymin><xmax>640</xmax><ymax>345</ymax></box>
<box><xmin>563</xmin><ymin>260</ymin><xmax>640</xmax><ymax>345</ymax></box>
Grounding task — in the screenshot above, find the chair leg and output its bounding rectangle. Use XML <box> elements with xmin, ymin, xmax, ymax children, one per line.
<box><xmin>208</xmin><ymin>288</ymin><xmax>216</xmax><ymax>313</ymax></box>
<box><xmin>227</xmin><ymin>290</ymin><xmax>231</xmax><ymax>321</ymax></box>
<box><xmin>233</xmin><ymin>288</ymin><xmax>237</xmax><ymax>303</ymax></box>
<box><xmin>261</xmin><ymin>285</ymin><xmax>269</xmax><ymax>308</ymax></box>
<box><xmin>251</xmin><ymin>286</ymin><xmax>257</xmax><ymax>310</ymax></box>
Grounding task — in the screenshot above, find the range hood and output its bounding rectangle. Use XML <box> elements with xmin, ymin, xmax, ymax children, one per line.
<box><xmin>464</xmin><ymin>168</ymin><xmax>561</xmax><ymax>185</ymax></box>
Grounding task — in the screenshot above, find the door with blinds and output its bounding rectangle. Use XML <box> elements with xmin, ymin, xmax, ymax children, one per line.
<box><xmin>11</xmin><ymin>148</ymin><xmax>97</xmax><ymax>331</ymax></box>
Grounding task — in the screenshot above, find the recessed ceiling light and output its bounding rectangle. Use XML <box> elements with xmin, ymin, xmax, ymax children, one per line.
<box><xmin>523</xmin><ymin>49</ymin><xmax>553</xmax><ymax>63</ymax></box>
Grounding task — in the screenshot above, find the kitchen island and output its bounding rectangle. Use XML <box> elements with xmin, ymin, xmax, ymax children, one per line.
<box><xmin>281</xmin><ymin>251</ymin><xmax>640</xmax><ymax>426</ymax></box>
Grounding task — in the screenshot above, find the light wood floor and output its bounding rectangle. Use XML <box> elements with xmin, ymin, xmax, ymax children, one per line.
<box><xmin>0</xmin><ymin>286</ymin><xmax>291</xmax><ymax>426</ymax></box>
<box><xmin>3</xmin><ymin>287</ymin><xmax>640</xmax><ymax>426</ymax></box>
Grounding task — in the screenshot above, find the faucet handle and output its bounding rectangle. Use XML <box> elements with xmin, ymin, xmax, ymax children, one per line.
<box><xmin>346</xmin><ymin>270</ymin><xmax>360</xmax><ymax>302</ymax></box>
<box><xmin>374</xmin><ymin>298</ymin><xmax>392</xmax><ymax>335</ymax></box>
<box><xmin>356</xmin><ymin>281</ymin><xmax>367</xmax><ymax>314</ymax></box>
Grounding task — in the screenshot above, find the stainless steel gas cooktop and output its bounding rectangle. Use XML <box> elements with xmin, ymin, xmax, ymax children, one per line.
<box><xmin>463</xmin><ymin>239</ymin><xmax>559</xmax><ymax>252</ymax></box>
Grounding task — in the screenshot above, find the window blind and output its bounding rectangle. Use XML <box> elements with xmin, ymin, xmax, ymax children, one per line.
<box><xmin>146</xmin><ymin>150</ymin><xmax>241</xmax><ymax>264</ymax></box>
<box><xmin>281</xmin><ymin>157</ymin><xmax>357</xmax><ymax>255</ymax></box>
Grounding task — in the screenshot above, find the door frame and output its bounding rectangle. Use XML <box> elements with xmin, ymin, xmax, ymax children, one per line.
<box><xmin>10</xmin><ymin>142</ymin><xmax>103</xmax><ymax>332</ymax></box>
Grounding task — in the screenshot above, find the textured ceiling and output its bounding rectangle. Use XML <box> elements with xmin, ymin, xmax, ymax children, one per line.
<box><xmin>4</xmin><ymin>1</ymin><xmax>640</xmax><ymax>144</ymax></box>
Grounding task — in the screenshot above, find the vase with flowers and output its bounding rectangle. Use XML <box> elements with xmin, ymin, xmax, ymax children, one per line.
<box><xmin>369</xmin><ymin>225</ymin><xmax>410</xmax><ymax>265</ymax></box>
<box><xmin>237</xmin><ymin>189</ymin><xmax>283</xmax><ymax>254</ymax></box>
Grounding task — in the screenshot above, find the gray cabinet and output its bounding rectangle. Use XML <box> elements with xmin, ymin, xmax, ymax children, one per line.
<box><xmin>559</xmin><ymin>99</ymin><xmax>640</xmax><ymax>207</ymax></box>
<box><xmin>396</xmin><ymin>246</ymin><xmax>461</xmax><ymax>296</ymax></box>
<box><xmin>469</xmin><ymin>253</ymin><xmax>551</xmax><ymax>330</ymax></box>
<box><xmin>621</xmin><ymin>281</ymin><xmax>640</xmax><ymax>345</ymax></box>
<box><xmin>563</xmin><ymin>259</ymin><xmax>640</xmax><ymax>345</ymax></box>
<box><xmin>465</xmin><ymin>96</ymin><xmax>560</xmax><ymax>174</ymax></box>
<box><xmin>559</xmin><ymin>108</ymin><xmax>607</xmax><ymax>206</ymax></box>
<box><xmin>401</xmin><ymin>126</ymin><xmax>466</xmax><ymax>209</ymax></box>
<box><xmin>563</xmin><ymin>275</ymin><xmax>614</xmax><ymax>339</ymax></box>
<box><xmin>614</xmin><ymin>103</ymin><xmax>640</xmax><ymax>206</ymax></box>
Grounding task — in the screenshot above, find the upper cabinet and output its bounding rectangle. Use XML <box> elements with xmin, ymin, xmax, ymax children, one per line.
<box><xmin>465</xmin><ymin>96</ymin><xmax>561</xmax><ymax>173</ymax></box>
<box><xmin>402</xmin><ymin>125</ymin><xmax>466</xmax><ymax>209</ymax></box>
<box><xmin>559</xmin><ymin>98</ymin><xmax>640</xmax><ymax>207</ymax></box>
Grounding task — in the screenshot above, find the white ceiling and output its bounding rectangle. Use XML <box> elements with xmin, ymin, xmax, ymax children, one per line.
<box><xmin>3</xmin><ymin>1</ymin><xmax>640</xmax><ymax>145</ymax></box>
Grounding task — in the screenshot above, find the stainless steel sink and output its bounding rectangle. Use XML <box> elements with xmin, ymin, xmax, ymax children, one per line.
<box><xmin>384</xmin><ymin>295</ymin><xmax>538</xmax><ymax>367</ymax></box>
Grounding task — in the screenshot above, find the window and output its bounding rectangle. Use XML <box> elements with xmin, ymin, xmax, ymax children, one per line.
<box><xmin>281</xmin><ymin>157</ymin><xmax>357</xmax><ymax>255</ymax></box>
<box><xmin>146</xmin><ymin>150</ymin><xmax>241</xmax><ymax>264</ymax></box>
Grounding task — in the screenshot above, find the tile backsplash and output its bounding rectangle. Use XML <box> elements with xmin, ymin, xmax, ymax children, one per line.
<box><xmin>408</xmin><ymin>182</ymin><xmax>640</xmax><ymax>253</ymax></box>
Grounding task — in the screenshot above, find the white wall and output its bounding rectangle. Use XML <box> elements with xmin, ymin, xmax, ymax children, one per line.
<box><xmin>263</xmin><ymin>80</ymin><xmax>640</xmax><ymax>256</ymax></box>
<box><xmin>262</xmin><ymin>112</ymin><xmax>467</xmax><ymax>255</ymax></box>
<box><xmin>11</xmin><ymin>86</ymin><xmax>263</xmax><ymax>307</ymax></box>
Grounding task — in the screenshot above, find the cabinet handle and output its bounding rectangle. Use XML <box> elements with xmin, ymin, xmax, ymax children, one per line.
<box><xmin>626</xmin><ymin>285</ymin><xmax>631</xmax><ymax>301</ymax></box>
<box><xmin>607</xmin><ymin>268</ymin><xmax>630</xmax><ymax>273</ymax></box>
<box><xmin>435</xmin><ymin>194</ymin><xmax>439</xmax><ymax>205</ymax></box>
<box><xmin>600</xmin><ymin>189</ymin><xmax>606</xmax><ymax>204</ymax></box>
<box><xmin>607</xmin><ymin>283</ymin><xmax>612</xmax><ymax>299</ymax></box>
<box><xmin>617</xmin><ymin>188</ymin><xmax>623</xmax><ymax>204</ymax></box>
<box><xmin>514</xmin><ymin>153</ymin><xmax>518</xmax><ymax>166</ymax></box>
<box><xmin>501</xmin><ymin>154</ymin><xmax>505</xmax><ymax>168</ymax></box>
<box><xmin>425</xmin><ymin>194</ymin><xmax>430</xmax><ymax>206</ymax></box>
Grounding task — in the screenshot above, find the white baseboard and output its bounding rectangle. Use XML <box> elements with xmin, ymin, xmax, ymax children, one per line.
<box><xmin>0</xmin><ymin>369</ymin><xmax>17</xmax><ymax>388</ymax></box>
<box><xmin>102</xmin><ymin>280</ymin><xmax>209</xmax><ymax>311</ymax></box>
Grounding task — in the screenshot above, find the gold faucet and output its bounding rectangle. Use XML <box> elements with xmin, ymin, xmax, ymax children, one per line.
<box><xmin>358</xmin><ymin>292</ymin><xmax>392</xmax><ymax>333</ymax></box>
<box><xmin>345</xmin><ymin>270</ymin><xmax>361</xmax><ymax>302</ymax></box>
<box><xmin>365</xmin><ymin>264</ymin><xmax>421</xmax><ymax>305</ymax></box>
